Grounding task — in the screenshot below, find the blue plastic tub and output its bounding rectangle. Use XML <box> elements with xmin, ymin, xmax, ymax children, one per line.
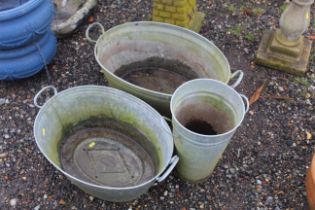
<box><xmin>0</xmin><ymin>31</ymin><xmax>57</xmax><ymax>80</ymax></box>
<box><xmin>0</xmin><ymin>30</ymin><xmax>52</xmax><ymax>59</ymax></box>
<box><xmin>0</xmin><ymin>0</ymin><xmax>54</xmax><ymax>49</ymax></box>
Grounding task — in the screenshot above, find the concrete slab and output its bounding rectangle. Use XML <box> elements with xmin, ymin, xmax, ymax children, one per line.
<box><xmin>256</xmin><ymin>29</ymin><xmax>313</xmax><ymax>76</ymax></box>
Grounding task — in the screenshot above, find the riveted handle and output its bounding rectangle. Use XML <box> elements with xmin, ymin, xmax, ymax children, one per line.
<box><xmin>85</xmin><ymin>22</ymin><xmax>105</xmax><ymax>43</ymax></box>
<box><xmin>34</xmin><ymin>86</ymin><xmax>58</xmax><ymax>109</ymax></box>
<box><xmin>239</xmin><ymin>94</ymin><xmax>249</xmax><ymax>113</ymax></box>
<box><xmin>230</xmin><ymin>70</ymin><xmax>244</xmax><ymax>88</ymax></box>
<box><xmin>156</xmin><ymin>156</ymin><xmax>179</xmax><ymax>183</ymax></box>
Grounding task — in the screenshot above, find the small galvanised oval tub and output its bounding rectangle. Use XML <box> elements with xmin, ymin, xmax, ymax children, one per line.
<box><xmin>33</xmin><ymin>85</ymin><xmax>178</xmax><ymax>202</ymax></box>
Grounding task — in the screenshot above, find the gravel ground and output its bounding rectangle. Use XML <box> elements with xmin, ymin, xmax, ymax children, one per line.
<box><xmin>1</xmin><ymin>0</ymin><xmax>315</xmax><ymax>209</ymax></box>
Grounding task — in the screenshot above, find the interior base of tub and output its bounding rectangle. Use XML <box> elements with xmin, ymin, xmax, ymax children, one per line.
<box><xmin>175</xmin><ymin>94</ymin><xmax>236</xmax><ymax>135</ymax></box>
<box><xmin>114</xmin><ymin>57</ymin><xmax>198</xmax><ymax>94</ymax></box>
<box><xmin>59</xmin><ymin>118</ymin><xmax>157</xmax><ymax>187</ymax></box>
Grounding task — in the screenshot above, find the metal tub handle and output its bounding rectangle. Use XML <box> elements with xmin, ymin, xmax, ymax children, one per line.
<box><xmin>156</xmin><ymin>155</ymin><xmax>179</xmax><ymax>183</ymax></box>
<box><xmin>85</xmin><ymin>22</ymin><xmax>105</xmax><ymax>43</ymax></box>
<box><xmin>239</xmin><ymin>94</ymin><xmax>250</xmax><ymax>113</ymax></box>
<box><xmin>155</xmin><ymin>117</ymin><xmax>178</xmax><ymax>183</ymax></box>
<box><xmin>34</xmin><ymin>86</ymin><xmax>58</xmax><ymax>109</ymax></box>
<box><xmin>229</xmin><ymin>70</ymin><xmax>244</xmax><ymax>88</ymax></box>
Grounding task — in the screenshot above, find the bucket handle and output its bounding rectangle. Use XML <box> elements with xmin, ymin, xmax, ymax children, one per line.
<box><xmin>230</xmin><ymin>70</ymin><xmax>244</xmax><ymax>88</ymax></box>
<box><xmin>161</xmin><ymin>116</ymin><xmax>172</xmax><ymax>134</ymax></box>
<box><xmin>156</xmin><ymin>155</ymin><xmax>179</xmax><ymax>183</ymax></box>
<box><xmin>34</xmin><ymin>86</ymin><xmax>58</xmax><ymax>109</ymax></box>
<box><xmin>162</xmin><ymin>116</ymin><xmax>172</xmax><ymax>124</ymax></box>
<box><xmin>239</xmin><ymin>94</ymin><xmax>250</xmax><ymax>113</ymax></box>
<box><xmin>85</xmin><ymin>22</ymin><xmax>105</xmax><ymax>43</ymax></box>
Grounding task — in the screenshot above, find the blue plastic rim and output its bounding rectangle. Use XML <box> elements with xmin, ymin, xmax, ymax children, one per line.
<box><xmin>0</xmin><ymin>31</ymin><xmax>57</xmax><ymax>80</ymax></box>
<box><xmin>0</xmin><ymin>32</ymin><xmax>51</xmax><ymax>59</ymax></box>
<box><xmin>0</xmin><ymin>0</ymin><xmax>54</xmax><ymax>49</ymax></box>
<box><xmin>0</xmin><ymin>0</ymin><xmax>31</xmax><ymax>12</ymax></box>
<box><xmin>0</xmin><ymin>0</ymin><xmax>42</xmax><ymax>20</ymax></box>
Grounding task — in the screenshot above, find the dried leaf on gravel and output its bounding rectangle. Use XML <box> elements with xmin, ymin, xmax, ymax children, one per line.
<box><xmin>242</xmin><ymin>8</ymin><xmax>254</xmax><ymax>16</ymax></box>
<box><xmin>306</xmin><ymin>131</ymin><xmax>312</xmax><ymax>140</ymax></box>
<box><xmin>88</xmin><ymin>16</ymin><xmax>94</xmax><ymax>24</ymax></box>
<box><xmin>265</xmin><ymin>95</ymin><xmax>293</xmax><ymax>100</ymax></box>
<box><xmin>59</xmin><ymin>199</ymin><xmax>66</xmax><ymax>205</ymax></box>
<box><xmin>249</xmin><ymin>83</ymin><xmax>267</xmax><ymax>105</ymax></box>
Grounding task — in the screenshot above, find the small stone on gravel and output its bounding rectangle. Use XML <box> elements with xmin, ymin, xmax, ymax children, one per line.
<box><xmin>0</xmin><ymin>98</ymin><xmax>9</xmax><ymax>105</ymax></box>
<box><xmin>89</xmin><ymin>196</ymin><xmax>94</xmax><ymax>201</ymax></box>
<box><xmin>278</xmin><ymin>86</ymin><xmax>284</xmax><ymax>92</ymax></box>
<box><xmin>286</xmin><ymin>140</ymin><xmax>293</xmax><ymax>146</ymax></box>
<box><xmin>10</xmin><ymin>198</ymin><xmax>18</xmax><ymax>207</ymax></box>
<box><xmin>164</xmin><ymin>190</ymin><xmax>168</xmax><ymax>196</ymax></box>
<box><xmin>0</xmin><ymin>153</ymin><xmax>7</xmax><ymax>158</ymax></box>
<box><xmin>265</xmin><ymin>196</ymin><xmax>273</xmax><ymax>205</ymax></box>
<box><xmin>33</xmin><ymin>205</ymin><xmax>40</xmax><ymax>210</ymax></box>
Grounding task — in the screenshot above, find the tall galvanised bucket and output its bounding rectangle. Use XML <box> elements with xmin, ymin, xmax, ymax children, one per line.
<box><xmin>86</xmin><ymin>21</ymin><xmax>243</xmax><ymax>116</ymax></box>
<box><xmin>170</xmin><ymin>79</ymin><xmax>249</xmax><ymax>182</ymax></box>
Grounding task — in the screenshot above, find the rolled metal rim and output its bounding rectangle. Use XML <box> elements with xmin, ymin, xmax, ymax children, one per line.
<box><xmin>34</xmin><ymin>85</ymin><xmax>175</xmax><ymax>191</ymax></box>
<box><xmin>170</xmin><ymin>79</ymin><xmax>248</xmax><ymax>143</ymax></box>
<box><xmin>93</xmin><ymin>21</ymin><xmax>232</xmax><ymax>100</ymax></box>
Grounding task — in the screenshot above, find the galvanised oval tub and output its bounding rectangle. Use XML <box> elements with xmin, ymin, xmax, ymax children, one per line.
<box><xmin>86</xmin><ymin>21</ymin><xmax>244</xmax><ymax>116</ymax></box>
<box><xmin>33</xmin><ymin>85</ymin><xmax>178</xmax><ymax>202</ymax></box>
